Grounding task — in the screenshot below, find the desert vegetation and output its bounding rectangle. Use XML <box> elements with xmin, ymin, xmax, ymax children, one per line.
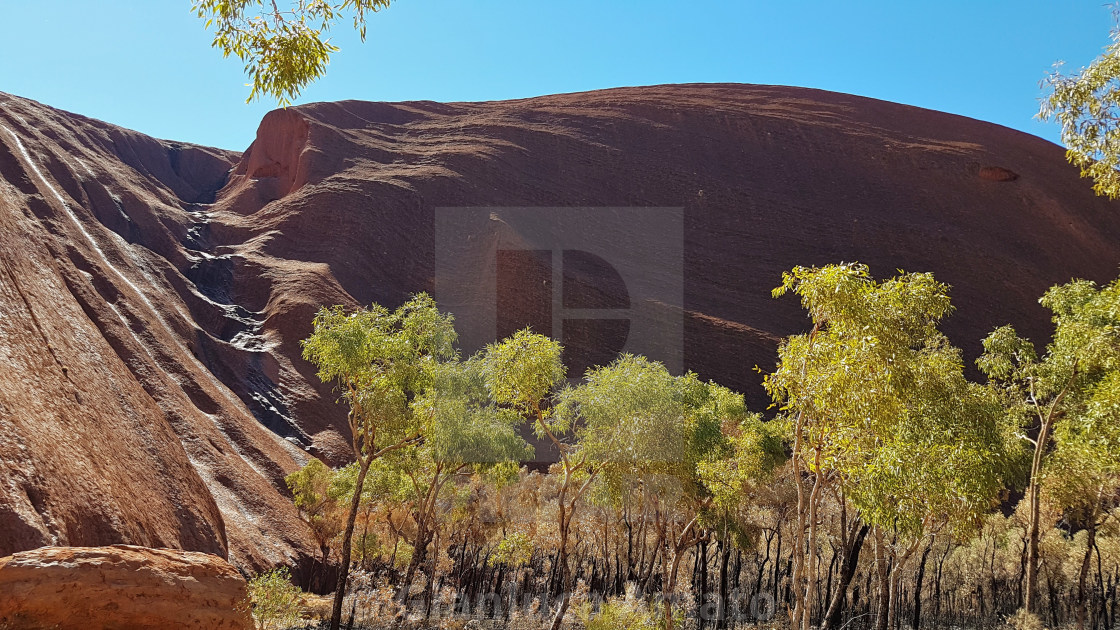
<box><xmin>248</xmin><ymin>263</ymin><xmax>1120</xmax><ymax>630</ymax></box>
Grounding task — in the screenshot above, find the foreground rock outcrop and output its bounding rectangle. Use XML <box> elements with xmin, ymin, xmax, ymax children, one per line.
<box><xmin>1</xmin><ymin>84</ymin><xmax>1118</xmax><ymax>568</ymax></box>
<box><xmin>0</xmin><ymin>545</ymin><xmax>253</xmax><ymax>629</ymax></box>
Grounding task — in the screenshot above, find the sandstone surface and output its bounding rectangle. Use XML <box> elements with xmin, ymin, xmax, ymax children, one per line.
<box><xmin>0</xmin><ymin>545</ymin><xmax>253</xmax><ymax>629</ymax></box>
<box><xmin>1</xmin><ymin>84</ymin><xmax>1118</xmax><ymax>567</ymax></box>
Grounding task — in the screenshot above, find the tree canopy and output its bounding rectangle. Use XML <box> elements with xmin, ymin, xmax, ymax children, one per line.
<box><xmin>1041</xmin><ymin>8</ymin><xmax>1120</xmax><ymax>198</ymax></box>
<box><xmin>281</xmin><ymin>269</ymin><xmax>1120</xmax><ymax>630</ymax></box>
<box><xmin>301</xmin><ymin>293</ymin><xmax>459</xmax><ymax>630</ymax></box>
<box><xmin>192</xmin><ymin>0</ymin><xmax>392</xmax><ymax>105</ymax></box>
<box><xmin>766</xmin><ymin>263</ymin><xmax>1010</xmax><ymax>630</ymax></box>
<box><xmin>979</xmin><ymin>276</ymin><xmax>1120</xmax><ymax>614</ymax></box>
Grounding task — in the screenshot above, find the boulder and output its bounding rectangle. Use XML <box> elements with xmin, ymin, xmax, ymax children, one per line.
<box><xmin>0</xmin><ymin>545</ymin><xmax>254</xmax><ymax>629</ymax></box>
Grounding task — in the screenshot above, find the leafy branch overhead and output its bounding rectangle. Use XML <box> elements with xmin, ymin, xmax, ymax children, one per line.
<box><xmin>191</xmin><ymin>0</ymin><xmax>392</xmax><ymax>105</ymax></box>
<box><xmin>1041</xmin><ymin>7</ymin><xmax>1120</xmax><ymax>199</ymax></box>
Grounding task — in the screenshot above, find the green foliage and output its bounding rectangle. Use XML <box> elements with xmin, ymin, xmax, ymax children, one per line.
<box><xmin>286</xmin><ymin>457</ymin><xmax>340</xmax><ymax>513</ymax></box>
<box><xmin>489</xmin><ymin>532</ymin><xmax>534</xmax><ymax>568</ymax></box>
<box><xmin>768</xmin><ymin>263</ymin><xmax>1008</xmax><ymax>539</ymax></box>
<box><xmin>331</xmin><ymin>460</ymin><xmax>394</xmax><ymax>505</ymax></box>
<box><xmin>852</xmin><ymin>381</ymin><xmax>1008</xmax><ymax>539</ymax></box>
<box><xmin>691</xmin><ymin>382</ymin><xmax>766</xmax><ymax>465</ymax></box>
<box><xmin>697</xmin><ymin>410</ymin><xmax>787</xmax><ymax>514</ymax></box>
<box><xmin>562</xmin><ymin>355</ymin><xmax>694</xmax><ymax>472</ymax></box>
<box><xmin>346</xmin><ymin>354</ymin><xmax>534</xmax><ymax>582</ymax></box>
<box><xmin>416</xmin><ymin>357</ymin><xmax>533</xmax><ymax>467</ymax></box>
<box><xmin>983</xmin><ymin>278</ymin><xmax>1120</xmax><ymax>403</ymax></box>
<box><xmin>979</xmin><ymin>274</ymin><xmax>1120</xmax><ymax>612</ymax></box>
<box><xmin>191</xmin><ymin>0</ymin><xmax>392</xmax><ymax>105</ymax></box>
<box><xmin>977</xmin><ymin>325</ymin><xmax>1038</xmax><ymax>382</ymax></box>
<box><xmin>247</xmin><ymin>567</ymin><xmax>303</xmax><ymax>630</ymax></box>
<box><xmin>302</xmin><ymin>294</ymin><xmax>466</xmax><ymax>629</ymax></box>
<box><xmin>1041</xmin><ymin>278</ymin><xmax>1120</xmax><ymax>377</ymax></box>
<box><xmin>576</xmin><ymin>596</ymin><xmax>669</xmax><ymax>630</ymax></box>
<box><xmin>301</xmin><ymin>307</ymin><xmax>536</xmax><ymax>614</ymax></box>
<box><xmin>301</xmin><ymin>293</ymin><xmax>457</xmax><ymax>459</ymax></box>
<box><xmin>1040</xmin><ymin>9</ymin><xmax>1120</xmax><ymax>198</ymax></box>
<box><xmin>982</xmin><ymin>277</ymin><xmax>1120</xmax><ymax>521</ymax></box>
<box><xmin>285</xmin><ymin>458</ymin><xmax>346</xmax><ymax>556</ymax></box>
<box><xmin>391</xmin><ymin>540</ymin><xmax>414</xmax><ymax>570</ymax></box>
<box><xmin>555</xmin><ymin>355</ymin><xmax>748</xmax><ymax>510</ymax></box>
<box><xmin>477</xmin><ymin>459</ymin><xmax>521</xmax><ymax>488</ymax></box>
<box><xmin>482</xmin><ymin>328</ymin><xmax>567</xmax><ymax>428</ymax></box>
<box><xmin>1044</xmin><ymin>370</ymin><xmax>1120</xmax><ymax>523</ymax></box>
<box><xmin>980</xmin><ymin>277</ymin><xmax>1120</xmax><ymax>436</ymax></box>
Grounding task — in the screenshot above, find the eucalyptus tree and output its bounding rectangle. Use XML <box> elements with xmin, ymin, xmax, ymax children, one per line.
<box><xmin>559</xmin><ymin>355</ymin><xmax>759</xmax><ymax>630</ymax></box>
<box><xmin>1043</xmin><ymin>378</ymin><xmax>1120</xmax><ymax>629</ymax></box>
<box><xmin>561</xmin><ymin>355</ymin><xmax>703</xmax><ymax>630</ymax></box>
<box><xmin>850</xmin><ymin>372</ymin><xmax>1007</xmax><ymax>630</ymax></box>
<box><xmin>1040</xmin><ymin>8</ymin><xmax>1120</xmax><ymax>199</ymax></box>
<box><xmin>979</xmin><ymin>276</ymin><xmax>1120</xmax><ymax>615</ymax></box>
<box><xmin>191</xmin><ymin>0</ymin><xmax>392</xmax><ymax>104</ymax></box>
<box><xmin>479</xmin><ymin>329</ymin><xmax>575</xmax><ymax>630</ymax></box>
<box><xmin>330</xmin><ymin>457</ymin><xmax>395</xmax><ymax>571</ymax></box>
<box><xmin>285</xmin><ymin>458</ymin><xmax>345</xmax><ymax>590</ymax></box>
<box><xmin>388</xmin><ymin>356</ymin><xmax>533</xmax><ymax>605</ymax></box>
<box><xmin>696</xmin><ymin>387</ymin><xmax>787</xmax><ymax>625</ymax></box>
<box><xmin>301</xmin><ymin>293</ymin><xmax>457</xmax><ymax>630</ymax></box>
<box><xmin>765</xmin><ymin>263</ymin><xmax>1009</xmax><ymax>630</ymax></box>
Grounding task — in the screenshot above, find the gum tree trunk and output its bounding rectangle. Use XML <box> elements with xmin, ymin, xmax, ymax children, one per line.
<box><xmin>912</xmin><ymin>541</ymin><xmax>933</xmax><ymax>630</ymax></box>
<box><xmin>820</xmin><ymin>523</ymin><xmax>870</xmax><ymax>630</ymax></box>
<box><xmin>874</xmin><ymin>530</ymin><xmax>891</xmax><ymax>630</ymax></box>
<box><xmin>330</xmin><ymin>456</ymin><xmax>371</xmax><ymax>630</ymax></box>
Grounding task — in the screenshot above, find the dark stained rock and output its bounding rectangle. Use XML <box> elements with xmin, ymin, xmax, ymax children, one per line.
<box><xmin>0</xmin><ymin>84</ymin><xmax>1118</xmax><ymax>569</ymax></box>
<box><xmin>211</xmin><ymin>84</ymin><xmax>1120</xmax><ymax>462</ymax></box>
<box><xmin>979</xmin><ymin>165</ymin><xmax>1020</xmax><ymax>182</ymax></box>
<box><xmin>0</xmin><ymin>92</ymin><xmax>318</xmax><ymax>574</ymax></box>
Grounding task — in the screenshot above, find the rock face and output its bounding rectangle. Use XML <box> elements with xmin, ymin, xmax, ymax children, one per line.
<box><xmin>0</xmin><ymin>545</ymin><xmax>253</xmax><ymax>629</ymax></box>
<box><xmin>0</xmin><ymin>94</ymin><xmax>317</xmax><ymax>573</ymax></box>
<box><xmin>211</xmin><ymin>83</ymin><xmax>1120</xmax><ymax>458</ymax></box>
<box><xmin>1</xmin><ymin>84</ymin><xmax>1119</xmax><ymax>568</ymax></box>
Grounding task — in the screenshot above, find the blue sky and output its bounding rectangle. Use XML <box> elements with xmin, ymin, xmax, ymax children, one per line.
<box><xmin>0</xmin><ymin>1</ymin><xmax>1113</xmax><ymax>151</ymax></box>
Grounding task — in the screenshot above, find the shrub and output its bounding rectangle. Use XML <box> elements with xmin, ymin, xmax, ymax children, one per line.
<box><xmin>577</xmin><ymin>595</ymin><xmax>664</xmax><ymax>630</ymax></box>
<box><xmin>488</xmin><ymin>532</ymin><xmax>534</xmax><ymax>568</ymax></box>
<box><xmin>247</xmin><ymin>567</ymin><xmax>303</xmax><ymax>630</ymax></box>
<box><xmin>1007</xmin><ymin>608</ymin><xmax>1046</xmax><ymax>630</ymax></box>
